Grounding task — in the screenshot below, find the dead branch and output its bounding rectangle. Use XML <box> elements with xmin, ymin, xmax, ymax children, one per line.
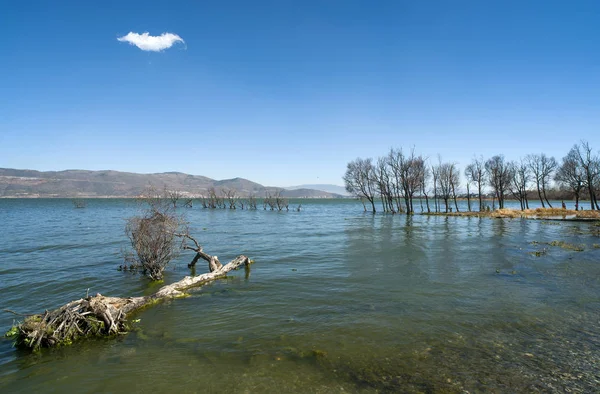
<box><xmin>7</xmin><ymin>255</ymin><xmax>252</xmax><ymax>351</ymax></box>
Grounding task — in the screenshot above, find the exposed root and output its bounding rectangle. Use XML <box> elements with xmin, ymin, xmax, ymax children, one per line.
<box><xmin>10</xmin><ymin>295</ymin><xmax>134</xmax><ymax>349</ymax></box>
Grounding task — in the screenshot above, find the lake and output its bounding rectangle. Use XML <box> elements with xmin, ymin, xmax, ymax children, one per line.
<box><xmin>1</xmin><ymin>198</ymin><xmax>599</xmax><ymax>392</ymax></box>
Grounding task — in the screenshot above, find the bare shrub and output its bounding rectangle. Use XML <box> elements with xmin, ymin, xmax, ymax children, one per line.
<box><xmin>125</xmin><ymin>188</ymin><xmax>183</xmax><ymax>281</ymax></box>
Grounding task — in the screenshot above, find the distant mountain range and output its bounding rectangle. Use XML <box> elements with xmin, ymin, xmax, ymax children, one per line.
<box><xmin>0</xmin><ymin>168</ymin><xmax>344</xmax><ymax>198</ymax></box>
<box><xmin>285</xmin><ymin>184</ymin><xmax>349</xmax><ymax>196</ymax></box>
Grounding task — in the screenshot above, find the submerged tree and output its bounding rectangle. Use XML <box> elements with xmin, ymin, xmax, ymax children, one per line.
<box><xmin>527</xmin><ymin>153</ymin><xmax>557</xmax><ymax>208</ymax></box>
<box><xmin>125</xmin><ymin>189</ymin><xmax>183</xmax><ymax>281</ymax></box>
<box><xmin>344</xmin><ymin>157</ymin><xmax>377</xmax><ymax>213</ymax></box>
<box><xmin>465</xmin><ymin>156</ymin><xmax>485</xmax><ymax>212</ymax></box>
<box><xmin>555</xmin><ymin>148</ymin><xmax>585</xmax><ymax>210</ymax></box>
<box><xmin>507</xmin><ymin>160</ymin><xmax>529</xmax><ymax>210</ymax></box>
<box><xmin>572</xmin><ymin>141</ymin><xmax>600</xmax><ymax>210</ymax></box>
<box><xmin>485</xmin><ymin>155</ymin><xmax>511</xmax><ymax>209</ymax></box>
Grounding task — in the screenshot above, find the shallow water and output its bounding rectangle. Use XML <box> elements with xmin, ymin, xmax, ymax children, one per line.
<box><xmin>1</xmin><ymin>199</ymin><xmax>599</xmax><ymax>392</ymax></box>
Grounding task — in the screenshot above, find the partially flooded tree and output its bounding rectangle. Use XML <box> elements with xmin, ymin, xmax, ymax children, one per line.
<box><xmin>436</xmin><ymin>162</ymin><xmax>453</xmax><ymax>213</ymax></box>
<box><xmin>375</xmin><ymin>156</ymin><xmax>395</xmax><ymax>213</ymax></box>
<box><xmin>125</xmin><ymin>189</ymin><xmax>182</xmax><ymax>281</ymax></box>
<box><xmin>555</xmin><ymin>148</ymin><xmax>585</xmax><ymax>210</ymax></box>
<box><xmin>527</xmin><ymin>154</ymin><xmax>557</xmax><ymax>208</ymax></box>
<box><xmin>248</xmin><ymin>194</ymin><xmax>258</xmax><ymax>210</ymax></box>
<box><xmin>572</xmin><ymin>141</ymin><xmax>600</xmax><ymax>210</ymax></box>
<box><xmin>450</xmin><ymin>164</ymin><xmax>460</xmax><ymax>213</ymax></box>
<box><xmin>465</xmin><ymin>156</ymin><xmax>485</xmax><ymax>212</ymax></box>
<box><xmin>507</xmin><ymin>160</ymin><xmax>528</xmax><ymax>210</ymax></box>
<box><xmin>224</xmin><ymin>188</ymin><xmax>239</xmax><ymax>209</ymax></box>
<box><xmin>420</xmin><ymin>160</ymin><xmax>432</xmax><ymax>213</ymax></box>
<box><xmin>343</xmin><ymin>157</ymin><xmax>377</xmax><ymax>213</ymax></box>
<box><xmin>167</xmin><ymin>189</ymin><xmax>183</xmax><ymax>208</ymax></box>
<box><xmin>431</xmin><ymin>163</ymin><xmax>440</xmax><ymax>213</ymax></box>
<box><xmin>485</xmin><ymin>155</ymin><xmax>511</xmax><ymax>209</ymax></box>
<box><xmin>274</xmin><ymin>189</ymin><xmax>289</xmax><ymax>211</ymax></box>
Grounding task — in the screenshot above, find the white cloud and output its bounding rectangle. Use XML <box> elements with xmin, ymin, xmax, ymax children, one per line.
<box><xmin>117</xmin><ymin>32</ymin><xmax>185</xmax><ymax>52</ymax></box>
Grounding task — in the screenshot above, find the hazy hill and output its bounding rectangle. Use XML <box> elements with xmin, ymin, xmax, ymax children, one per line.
<box><xmin>0</xmin><ymin>168</ymin><xmax>343</xmax><ymax>198</ymax></box>
<box><xmin>285</xmin><ymin>184</ymin><xmax>349</xmax><ymax>196</ymax></box>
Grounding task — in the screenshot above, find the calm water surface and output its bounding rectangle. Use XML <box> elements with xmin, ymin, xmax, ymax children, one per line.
<box><xmin>0</xmin><ymin>199</ymin><xmax>599</xmax><ymax>392</ymax></box>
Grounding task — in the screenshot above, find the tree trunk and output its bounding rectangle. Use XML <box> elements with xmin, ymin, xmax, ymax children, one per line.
<box><xmin>542</xmin><ymin>183</ymin><xmax>553</xmax><ymax>208</ymax></box>
<box><xmin>9</xmin><ymin>255</ymin><xmax>252</xmax><ymax>350</ymax></box>
<box><xmin>537</xmin><ymin>182</ymin><xmax>545</xmax><ymax>208</ymax></box>
<box><xmin>466</xmin><ymin>183</ymin><xmax>471</xmax><ymax>212</ymax></box>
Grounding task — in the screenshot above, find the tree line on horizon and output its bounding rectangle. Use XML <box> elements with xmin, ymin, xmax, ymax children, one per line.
<box><xmin>343</xmin><ymin>140</ymin><xmax>600</xmax><ymax>214</ymax></box>
<box><xmin>164</xmin><ymin>187</ymin><xmax>296</xmax><ymax>212</ymax></box>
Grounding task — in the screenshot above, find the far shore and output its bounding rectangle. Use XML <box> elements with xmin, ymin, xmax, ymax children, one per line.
<box><xmin>424</xmin><ymin>207</ymin><xmax>600</xmax><ymax>221</ymax></box>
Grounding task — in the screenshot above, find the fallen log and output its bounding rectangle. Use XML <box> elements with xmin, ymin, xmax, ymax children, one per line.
<box><xmin>5</xmin><ymin>255</ymin><xmax>252</xmax><ymax>351</ymax></box>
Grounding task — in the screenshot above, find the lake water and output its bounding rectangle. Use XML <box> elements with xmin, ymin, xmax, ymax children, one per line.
<box><xmin>1</xmin><ymin>199</ymin><xmax>599</xmax><ymax>392</ymax></box>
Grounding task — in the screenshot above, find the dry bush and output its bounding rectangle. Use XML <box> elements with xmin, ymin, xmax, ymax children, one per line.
<box><xmin>125</xmin><ymin>187</ymin><xmax>183</xmax><ymax>281</ymax></box>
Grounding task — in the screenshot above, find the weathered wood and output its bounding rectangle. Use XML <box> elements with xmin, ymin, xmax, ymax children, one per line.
<box><xmin>8</xmin><ymin>255</ymin><xmax>252</xmax><ymax>350</ymax></box>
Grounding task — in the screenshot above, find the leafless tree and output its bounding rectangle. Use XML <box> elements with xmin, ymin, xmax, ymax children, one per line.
<box><xmin>248</xmin><ymin>194</ymin><xmax>258</xmax><ymax>210</ymax></box>
<box><xmin>205</xmin><ymin>187</ymin><xmax>218</xmax><ymax>209</ymax></box>
<box><xmin>449</xmin><ymin>163</ymin><xmax>460</xmax><ymax>213</ymax></box>
<box><xmin>431</xmin><ymin>163</ymin><xmax>439</xmax><ymax>212</ymax></box>
<box><xmin>224</xmin><ymin>188</ymin><xmax>238</xmax><ymax>209</ymax></box>
<box><xmin>167</xmin><ymin>189</ymin><xmax>182</xmax><ymax>208</ymax></box>
<box><xmin>485</xmin><ymin>155</ymin><xmax>511</xmax><ymax>209</ymax></box>
<box><xmin>386</xmin><ymin>148</ymin><xmax>425</xmax><ymax>214</ymax></box>
<box><xmin>572</xmin><ymin>141</ymin><xmax>600</xmax><ymax>210</ymax></box>
<box><xmin>436</xmin><ymin>161</ymin><xmax>453</xmax><ymax>213</ymax></box>
<box><xmin>420</xmin><ymin>160</ymin><xmax>432</xmax><ymax>213</ymax></box>
<box><xmin>507</xmin><ymin>160</ymin><xmax>529</xmax><ymax>210</ymax></box>
<box><xmin>343</xmin><ymin>157</ymin><xmax>377</xmax><ymax>213</ymax></box>
<box><xmin>125</xmin><ymin>187</ymin><xmax>183</xmax><ymax>281</ymax></box>
<box><xmin>465</xmin><ymin>156</ymin><xmax>486</xmax><ymax>212</ymax></box>
<box><xmin>527</xmin><ymin>154</ymin><xmax>557</xmax><ymax>208</ymax></box>
<box><xmin>274</xmin><ymin>189</ymin><xmax>289</xmax><ymax>211</ymax></box>
<box><xmin>403</xmin><ymin>151</ymin><xmax>426</xmax><ymax>214</ymax></box>
<box><xmin>388</xmin><ymin>148</ymin><xmax>406</xmax><ymax>213</ymax></box>
<box><xmin>375</xmin><ymin>156</ymin><xmax>395</xmax><ymax>213</ymax></box>
<box><xmin>555</xmin><ymin>147</ymin><xmax>585</xmax><ymax>210</ymax></box>
<box><xmin>72</xmin><ymin>199</ymin><xmax>86</xmax><ymax>209</ymax></box>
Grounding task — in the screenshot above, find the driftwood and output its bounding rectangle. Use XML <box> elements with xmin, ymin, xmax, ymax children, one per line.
<box><xmin>177</xmin><ymin>232</ymin><xmax>223</xmax><ymax>272</ymax></box>
<box><xmin>7</xmin><ymin>254</ymin><xmax>251</xmax><ymax>350</ymax></box>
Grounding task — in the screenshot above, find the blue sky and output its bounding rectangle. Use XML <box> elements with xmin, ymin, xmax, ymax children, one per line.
<box><xmin>2</xmin><ymin>1</ymin><xmax>599</xmax><ymax>187</ymax></box>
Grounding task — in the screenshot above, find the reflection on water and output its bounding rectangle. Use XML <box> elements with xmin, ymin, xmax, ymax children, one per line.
<box><xmin>0</xmin><ymin>199</ymin><xmax>599</xmax><ymax>392</ymax></box>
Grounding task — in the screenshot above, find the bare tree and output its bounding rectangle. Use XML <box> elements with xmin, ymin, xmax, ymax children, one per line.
<box><xmin>485</xmin><ymin>155</ymin><xmax>511</xmax><ymax>209</ymax></box>
<box><xmin>224</xmin><ymin>188</ymin><xmax>239</xmax><ymax>209</ymax></box>
<box><xmin>572</xmin><ymin>141</ymin><xmax>600</xmax><ymax>210</ymax></box>
<box><xmin>125</xmin><ymin>188</ymin><xmax>183</xmax><ymax>281</ymax></box>
<box><xmin>167</xmin><ymin>189</ymin><xmax>182</xmax><ymax>208</ymax></box>
<box><xmin>375</xmin><ymin>156</ymin><xmax>395</xmax><ymax>213</ymax></box>
<box><xmin>555</xmin><ymin>147</ymin><xmax>585</xmax><ymax>210</ymax></box>
<box><xmin>465</xmin><ymin>156</ymin><xmax>486</xmax><ymax>212</ymax></box>
<box><xmin>507</xmin><ymin>160</ymin><xmax>529</xmax><ymax>210</ymax></box>
<box><xmin>248</xmin><ymin>193</ymin><xmax>258</xmax><ymax>210</ymax></box>
<box><xmin>431</xmin><ymin>163</ymin><xmax>439</xmax><ymax>212</ymax></box>
<box><xmin>449</xmin><ymin>163</ymin><xmax>460</xmax><ymax>213</ymax></box>
<box><xmin>420</xmin><ymin>160</ymin><xmax>432</xmax><ymax>213</ymax></box>
<box><xmin>527</xmin><ymin>154</ymin><xmax>558</xmax><ymax>208</ymax></box>
<box><xmin>436</xmin><ymin>161</ymin><xmax>453</xmax><ymax>213</ymax></box>
<box><xmin>72</xmin><ymin>199</ymin><xmax>86</xmax><ymax>209</ymax></box>
<box><xmin>463</xmin><ymin>168</ymin><xmax>473</xmax><ymax>212</ymax></box>
<box><xmin>274</xmin><ymin>189</ymin><xmax>289</xmax><ymax>211</ymax></box>
<box><xmin>343</xmin><ymin>157</ymin><xmax>377</xmax><ymax>213</ymax></box>
<box><xmin>388</xmin><ymin>148</ymin><xmax>406</xmax><ymax>213</ymax></box>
